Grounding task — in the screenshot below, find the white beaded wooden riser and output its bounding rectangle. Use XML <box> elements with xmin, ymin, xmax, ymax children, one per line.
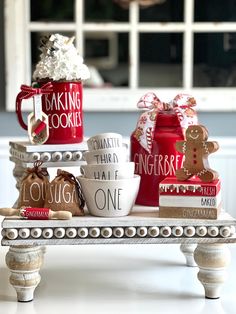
<box><xmin>3</xmin><ymin>141</ymin><xmax>236</xmax><ymax>302</ymax></box>
<box><xmin>2</xmin><ymin>214</ymin><xmax>236</xmax><ymax>246</ymax></box>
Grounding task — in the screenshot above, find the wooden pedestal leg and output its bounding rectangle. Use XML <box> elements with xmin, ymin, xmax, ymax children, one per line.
<box><xmin>5</xmin><ymin>245</ymin><xmax>43</xmax><ymax>302</ymax></box>
<box><xmin>180</xmin><ymin>244</ymin><xmax>197</xmax><ymax>267</ymax></box>
<box><xmin>194</xmin><ymin>244</ymin><xmax>230</xmax><ymax>299</ymax></box>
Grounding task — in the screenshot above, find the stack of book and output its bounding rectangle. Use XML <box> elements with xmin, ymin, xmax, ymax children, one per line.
<box><xmin>159</xmin><ymin>177</ymin><xmax>221</xmax><ymax>219</ymax></box>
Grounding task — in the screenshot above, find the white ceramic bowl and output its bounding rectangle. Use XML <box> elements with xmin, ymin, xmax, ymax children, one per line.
<box><xmin>83</xmin><ymin>147</ymin><xmax>127</xmax><ymax>165</ymax></box>
<box><xmin>87</xmin><ymin>133</ymin><xmax>123</xmax><ymax>151</ymax></box>
<box><xmin>78</xmin><ymin>175</ymin><xmax>140</xmax><ymax>217</ymax></box>
<box><xmin>80</xmin><ymin>162</ymin><xmax>135</xmax><ymax>180</ymax></box>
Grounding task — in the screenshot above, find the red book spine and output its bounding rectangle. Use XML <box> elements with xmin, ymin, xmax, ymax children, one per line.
<box><xmin>159</xmin><ymin>179</ymin><xmax>221</xmax><ymax>197</ymax></box>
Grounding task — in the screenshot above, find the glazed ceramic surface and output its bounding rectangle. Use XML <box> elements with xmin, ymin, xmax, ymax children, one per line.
<box><xmin>87</xmin><ymin>133</ymin><xmax>123</xmax><ymax>151</ymax></box>
<box><xmin>131</xmin><ymin>111</ymin><xmax>184</xmax><ymax>206</ymax></box>
<box><xmin>83</xmin><ymin>147</ymin><xmax>127</xmax><ymax>165</ymax></box>
<box><xmin>80</xmin><ymin>162</ymin><xmax>135</xmax><ymax>180</ymax></box>
<box><xmin>78</xmin><ymin>175</ymin><xmax>140</xmax><ymax>217</ymax></box>
<box><xmin>16</xmin><ymin>81</ymin><xmax>84</xmax><ymax>144</ymax></box>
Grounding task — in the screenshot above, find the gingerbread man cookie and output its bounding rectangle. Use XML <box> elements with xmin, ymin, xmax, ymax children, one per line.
<box><xmin>175</xmin><ymin>125</ymin><xmax>219</xmax><ymax>182</ymax></box>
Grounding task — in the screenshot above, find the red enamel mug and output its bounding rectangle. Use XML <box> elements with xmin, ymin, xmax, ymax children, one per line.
<box><xmin>16</xmin><ymin>81</ymin><xmax>84</xmax><ymax>144</ymax></box>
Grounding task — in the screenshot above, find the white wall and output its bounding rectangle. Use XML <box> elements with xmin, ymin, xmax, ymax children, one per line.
<box><xmin>0</xmin><ymin>138</ymin><xmax>19</xmax><ymax>207</ymax></box>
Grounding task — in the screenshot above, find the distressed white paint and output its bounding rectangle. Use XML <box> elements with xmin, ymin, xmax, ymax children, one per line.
<box><xmin>5</xmin><ymin>245</ymin><xmax>43</xmax><ymax>302</ymax></box>
<box><xmin>2</xmin><ymin>219</ymin><xmax>235</xmax><ymax>247</ymax></box>
<box><xmin>1</xmin><ymin>134</ymin><xmax>236</xmax><ymax>303</ymax></box>
<box><xmin>194</xmin><ymin>243</ymin><xmax>231</xmax><ymax>299</ymax></box>
<box><xmin>2</xmin><ymin>232</ymin><xmax>236</xmax><ymax>301</ymax></box>
<box><xmin>2</xmin><ymin>211</ymin><xmax>236</xmax><ymax>300</ymax></box>
<box><xmin>2</xmin><ymin>207</ymin><xmax>236</xmax><ymax>229</ymax></box>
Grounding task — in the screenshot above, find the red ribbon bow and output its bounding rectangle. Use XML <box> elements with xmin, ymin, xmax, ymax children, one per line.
<box><xmin>20</xmin><ymin>82</ymin><xmax>53</xmax><ymax>99</ymax></box>
<box><xmin>134</xmin><ymin>92</ymin><xmax>198</xmax><ymax>153</ymax></box>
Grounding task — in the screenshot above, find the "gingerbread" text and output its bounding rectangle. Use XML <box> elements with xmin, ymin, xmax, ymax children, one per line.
<box><xmin>133</xmin><ymin>153</ymin><xmax>182</xmax><ymax>176</ymax></box>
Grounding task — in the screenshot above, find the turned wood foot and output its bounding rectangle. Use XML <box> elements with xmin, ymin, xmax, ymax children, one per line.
<box><xmin>180</xmin><ymin>244</ymin><xmax>197</xmax><ymax>267</ymax></box>
<box><xmin>194</xmin><ymin>244</ymin><xmax>230</xmax><ymax>299</ymax></box>
<box><xmin>5</xmin><ymin>245</ymin><xmax>44</xmax><ymax>302</ymax></box>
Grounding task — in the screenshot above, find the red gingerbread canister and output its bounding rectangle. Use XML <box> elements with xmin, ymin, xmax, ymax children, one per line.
<box><xmin>130</xmin><ymin>92</ymin><xmax>198</xmax><ymax>206</ymax></box>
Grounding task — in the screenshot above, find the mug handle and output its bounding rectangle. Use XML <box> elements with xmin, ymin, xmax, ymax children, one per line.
<box><xmin>15</xmin><ymin>91</ymin><xmax>28</xmax><ymax>130</ymax></box>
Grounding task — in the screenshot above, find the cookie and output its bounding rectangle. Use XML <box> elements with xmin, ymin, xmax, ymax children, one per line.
<box><xmin>175</xmin><ymin>125</ymin><xmax>219</xmax><ymax>182</ymax></box>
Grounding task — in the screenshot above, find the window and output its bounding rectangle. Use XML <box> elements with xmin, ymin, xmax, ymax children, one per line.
<box><xmin>5</xmin><ymin>0</ymin><xmax>236</xmax><ymax>111</ymax></box>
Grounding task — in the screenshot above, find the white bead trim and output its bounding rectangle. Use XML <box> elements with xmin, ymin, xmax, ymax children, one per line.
<box><xmin>208</xmin><ymin>226</ymin><xmax>219</xmax><ymax>237</ymax></box>
<box><xmin>78</xmin><ymin>227</ymin><xmax>88</xmax><ymax>238</ymax></box>
<box><xmin>196</xmin><ymin>226</ymin><xmax>207</xmax><ymax>237</ymax></box>
<box><xmin>160</xmin><ymin>226</ymin><xmax>172</xmax><ymax>237</ymax></box>
<box><xmin>66</xmin><ymin>228</ymin><xmax>77</xmax><ymax>239</ymax></box>
<box><xmin>31</xmin><ymin>228</ymin><xmax>42</xmax><ymax>238</ymax></box>
<box><xmin>42</xmin><ymin>228</ymin><xmax>53</xmax><ymax>239</ymax></box>
<box><xmin>101</xmin><ymin>227</ymin><xmax>113</xmax><ymax>238</ymax></box>
<box><xmin>125</xmin><ymin>227</ymin><xmax>136</xmax><ymax>238</ymax></box>
<box><xmin>136</xmin><ymin>227</ymin><xmax>147</xmax><ymax>237</ymax></box>
<box><xmin>184</xmin><ymin>226</ymin><xmax>195</xmax><ymax>237</ymax></box>
<box><xmin>18</xmin><ymin>228</ymin><xmax>30</xmax><ymax>239</ymax></box>
<box><xmin>172</xmin><ymin>226</ymin><xmax>183</xmax><ymax>237</ymax></box>
<box><xmin>10</xmin><ymin>147</ymin><xmax>86</xmax><ymax>163</ymax></box>
<box><xmin>54</xmin><ymin>227</ymin><xmax>65</xmax><ymax>239</ymax></box>
<box><xmin>2</xmin><ymin>225</ymin><xmax>235</xmax><ymax>241</ymax></box>
<box><xmin>113</xmin><ymin>227</ymin><xmax>124</xmax><ymax>238</ymax></box>
<box><xmin>219</xmin><ymin>226</ymin><xmax>231</xmax><ymax>238</ymax></box>
<box><xmin>148</xmin><ymin>227</ymin><xmax>159</xmax><ymax>237</ymax></box>
<box><xmin>89</xmin><ymin>227</ymin><xmax>100</xmax><ymax>238</ymax></box>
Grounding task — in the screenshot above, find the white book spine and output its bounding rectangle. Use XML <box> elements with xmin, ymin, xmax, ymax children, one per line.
<box><xmin>159</xmin><ymin>193</ymin><xmax>221</xmax><ymax>208</ymax></box>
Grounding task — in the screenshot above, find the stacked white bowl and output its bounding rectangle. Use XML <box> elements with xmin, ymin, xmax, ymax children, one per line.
<box><xmin>78</xmin><ymin>133</ymin><xmax>140</xmax><ymax>217</ymax></box>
